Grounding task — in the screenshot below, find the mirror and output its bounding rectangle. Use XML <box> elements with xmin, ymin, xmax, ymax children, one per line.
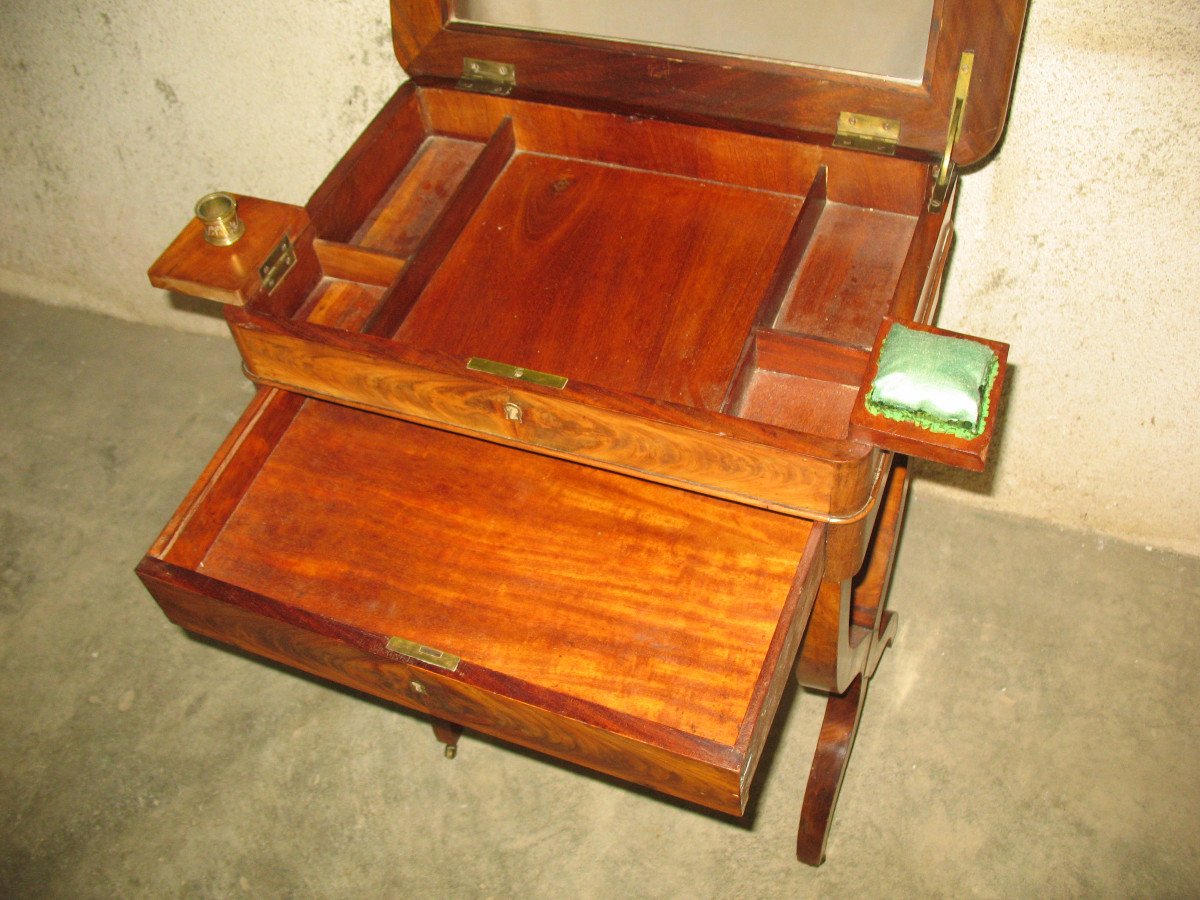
<box><xmin>453</xmin><ymin>0</ymin><xmax>935</xmax><ymax>82</ymax></box>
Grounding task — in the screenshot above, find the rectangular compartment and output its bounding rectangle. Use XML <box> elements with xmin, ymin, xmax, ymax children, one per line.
<box><xmin>212</xmin><ymin>85</ymin><xmax>964</xmax><ymax>520</ymax></box>
<box><xmin>138</xmin><ymin>389</ymin><xmax>824</xmax><ymax>815</ymax></box>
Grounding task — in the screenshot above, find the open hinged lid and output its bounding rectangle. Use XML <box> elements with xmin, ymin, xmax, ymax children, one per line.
<box><xmin>391</xmin><ymin>0</ymin><xmax>1028</xmax><ymax>166</ymax></box>
<box><xmin>151</xmin><ymin>0</ymin><xmax>1028</xmax><ymax>526</ymax></box>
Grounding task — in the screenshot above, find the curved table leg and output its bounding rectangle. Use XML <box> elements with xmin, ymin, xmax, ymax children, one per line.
<box><xmin>795</xmin><ymin>460</ymin><xmax>908</xmax><ymax>865</ymax></box>
<box><xmin>796</xmin><ymin>675</ymin><xmax>867</xmax><ymax>865</ymax></box>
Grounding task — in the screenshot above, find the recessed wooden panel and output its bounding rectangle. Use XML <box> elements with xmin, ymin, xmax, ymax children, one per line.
<box><xmin>393</xmin><ymin>152</ymin><xmax>802</xmax><ymax>409</ymax></box>
<box><xmin>302</xmin><ymin>279</ymin><xmax>386</xmax><ymax>331</ymax></box>
<box><xmin>734</xmin><ymin>372</ymin><xmax>857</xmax><ymax>440</ymax></box>
<box><xmin>353</xmin><ymin>135</ymin><xmax>485</xmax><ymax>256</ymax></box>
<box><xmin>773</xmin><ymin>204</ymin><xmax>917</xmax><ymax>350</ymax></box>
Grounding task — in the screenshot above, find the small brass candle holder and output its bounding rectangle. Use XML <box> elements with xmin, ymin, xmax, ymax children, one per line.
<box><xmin>194</xmin><ymin>192</ymin><xmax>245</xmax><ymax>246</ymax></box>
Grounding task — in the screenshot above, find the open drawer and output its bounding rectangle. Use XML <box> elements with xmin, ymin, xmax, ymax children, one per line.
<box><xmin>136</xmin><ymin>388</ymin><xmax>825</xmax><ymax>815</ymax></box>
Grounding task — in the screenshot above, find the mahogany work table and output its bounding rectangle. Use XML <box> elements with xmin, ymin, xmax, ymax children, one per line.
<box><xmin>140</xmin><ymin>0</ymin><xmax>1026</xmax><ymax>865</ymax></box>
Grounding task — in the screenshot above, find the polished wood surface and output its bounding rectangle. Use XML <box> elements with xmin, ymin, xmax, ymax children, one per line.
<box><xmin>391</xmin><ymin>0</ymin><xmax>1028</xmax><ymax>165</ymax></box>
<box><xmin>363</xmin><ymin>117</ymin><xmax>517</xmax><ymax>337</ymax></box>
<box><xmin>200</xmin><ymin>401</ymin><xmax>817</xmax><ymax>744</ymax></box>
<box><xmin>140</xmin><ymin>561</ymin><xmax>755</xmax><ymax>814</ymax></box>
<box><xmin>416</xmin><ymin>89</ymin><xmax>929</xmax><ymax>214</ymax></box>
<box><xmin>138</xmin><ymin>391</ymin><xmax>826</xmax><ymax>815</ymax></box>
<box><xmin>393</xmin><ymin>152</ymin><xmax>801</xmax><ymax>409</ymax></box>
<box><xmin>354</xmin><ymin>136</ymin><xmax>484</xmax><ymax>257</ymax></box>
<box><xmin>148</xmin><ymin>197</ymin><xmax>309</xmax><ymax>306</ymax></box>
<box><xmin>226</xmin><ymin>310</ymin><xmax>883</xmax><ymax>520</ymax></box>
<box><xmin>775</xmin><ymin>204</ymin><xmax>918</xmax><ymax>350</ymax></box>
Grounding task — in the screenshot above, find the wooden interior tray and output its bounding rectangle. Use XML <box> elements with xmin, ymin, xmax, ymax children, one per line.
<box><xmin>136</xmin><ymin>388</ymin><xmax>824</xmax><ymax>815</ymax></box>
<box><xmin>172</xmin><ymin>84</ymin><xmax>968</xmax><ymax>522</ymax></box>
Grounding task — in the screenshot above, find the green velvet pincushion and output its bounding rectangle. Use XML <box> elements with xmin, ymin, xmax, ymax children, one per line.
<box><xmin>865</xmin><ymin>324</ymin><xmax>998</xmax><ymax>439</ymax></box>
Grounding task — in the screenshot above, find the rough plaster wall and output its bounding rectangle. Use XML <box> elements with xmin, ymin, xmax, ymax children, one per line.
<box><xmin>922</xmin><ymin>0</ymin><xmax>1200</xmax><ymax>555</ymax></box>
<box><xmin>0</xmin><ymin>1</ymin><xmax>1197</xmax><ymax>553</ymax></box>
<box><xmin>0</xmin><ymin>0</ymin><xmax>404</xmax><ymax>335</ymax></box>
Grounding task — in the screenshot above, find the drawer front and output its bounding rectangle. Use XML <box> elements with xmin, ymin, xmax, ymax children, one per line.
<box><xmin>228</xmin><ymin>313</ymin><xmax>882</xmax><ymax>521</ymax></box>
<box><xmin>139</xmin><ymin>561</ymin><xmax>746</xmax><ymax>815</ymax></box>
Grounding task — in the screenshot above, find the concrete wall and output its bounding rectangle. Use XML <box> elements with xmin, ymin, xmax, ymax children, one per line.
<box><xmin>1</xmin><ymin>1</ymin><xmax>1197</xmax><ymax>555</ymax></box>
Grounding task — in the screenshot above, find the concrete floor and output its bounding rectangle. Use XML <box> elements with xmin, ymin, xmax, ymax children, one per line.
<box><xmin>2</xmin><ymin>294</ymin><xmax>1198</xmax><ymax>897</ymax></box>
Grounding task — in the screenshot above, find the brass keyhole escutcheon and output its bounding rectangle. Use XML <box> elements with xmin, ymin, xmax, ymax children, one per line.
<box><xmin>409</xmin><ymin>680</ymin><xmax>427</xmax><ymax>696</ymax></box>
<box><xmin>503</xmin><ymin>401</ymin><xmax>523</xmax><ymax>423</ymax></box>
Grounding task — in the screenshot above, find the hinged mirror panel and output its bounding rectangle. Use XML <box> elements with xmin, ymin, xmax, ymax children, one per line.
<box><xmin>453</xmin><ymin>0</ymin><xmax>935</xmax><ymax>82</ymax></box>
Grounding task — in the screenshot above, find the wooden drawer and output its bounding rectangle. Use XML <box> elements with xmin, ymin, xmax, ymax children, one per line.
<box><xmin>137</xmin><ymin>388</ymin><xmax>824</xmax><ymax>815</ymax></box>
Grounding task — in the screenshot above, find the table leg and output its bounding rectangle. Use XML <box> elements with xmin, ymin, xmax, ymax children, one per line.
<box><xmin>431</xmin><ymin>717</ymin><xmax>463</xmax><ymax>759</ymax></box>
<box><xmin>794</xmin><ymin>460</ymin><xmax>909</xmax><ymax>865</ymax></box>
<box><xmin>796</xmin><ymin>674</ymin><xmax>866</xmax><ymax>866</ymax></box>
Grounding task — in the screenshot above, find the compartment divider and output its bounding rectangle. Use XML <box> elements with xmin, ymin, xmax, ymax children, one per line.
<box><xmin>363</xmin><ymin>117</ymin><xmax>516</xmax><ymax>338</ymax></box>
<box><xmin>721</xmin><ymin>166</ymin><xmax>827</xmax><ymax>413</ymax></box>
<box><xmin>313</xmin><ymin>240</ymin><xmax>407</xmax><ymax>287</ymax></box>
<box><xmin>888</xmin><ymin>194</ymin><xmax>954</xmax><ymax>323</ymax></box>
<box><xmin>756</xmin><ymin>166</ymin><xmax>828</xmax><ymax>330</ymax></box>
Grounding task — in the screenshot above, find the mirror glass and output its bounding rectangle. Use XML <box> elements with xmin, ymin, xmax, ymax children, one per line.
<box><xmin>453</xmin><ymin>0</ymin><xmax>935</xmax><ymax>82</ymax></box>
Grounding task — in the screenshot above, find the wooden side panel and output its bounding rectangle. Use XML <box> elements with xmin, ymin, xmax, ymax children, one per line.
<box><xmin>365</xmin><ymin>118</ymin><xmax>517</xmax><ymax>337</ymax></box>
<box><xmin>148</xmin><ymin>389</ymin><xmax>305</xmax><ymax>570</ymax></box>
<box><xmin>774</xmin><ymin>205</ymin><xmax>918</xmax><ymax>350</ymax></box>
<box><xmin>138</xmin><ymin>562</ymin><xmax>748</xmax><ymax>815</ymax></box>
<box><xmin>312</xmin><ymin>241</ymin><xmax>407</xmax><ymax>287</ymax></box>
<box><xmin>352</xmin><ymin>135</ymin><xmax>485</xmax><ymax>257</ymax></box>
<box><xmin>419</xmin><ymin>88</ymin><xmax>929</xmax><ymax>213</ymax></box>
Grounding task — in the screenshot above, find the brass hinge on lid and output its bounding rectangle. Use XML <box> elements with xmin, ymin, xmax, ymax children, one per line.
<box><xmin>929</xmin><ymin>51</ymin><xmax>975</xmax><ymax>212</ymax></box>
<box><xmin>834</xmin><ymin>112</ymin><xmax>900</xmax><ymax>156</ymax></box>
<box><xmin>458</xmin><ymin>58</ymin><xmax>516</xmax><ymax>96</ymax></box>
<box><xmin>258</xmin><ymin>235</ymin><xmax>296</xmax><ymax>295</ymax></box>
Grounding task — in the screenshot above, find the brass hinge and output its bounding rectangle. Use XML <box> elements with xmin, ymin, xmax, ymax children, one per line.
<box><xmin>929</xmin><ymin>51</ymin><xmax>975</xmax><ymax>211</ymax></box>
<box><xmin>833</xmin><ymin>111</ymin><xmax>900</xmax><ymax>156</ymax></box>
<box><xmin>386</xmin><ymin>636</ymin><xmax>461</xmax><ymax>672</ymax></box>
<box><xmin>258</xmin><ymin>235</ymin><xmax>296</xmax><ymax>295</ymax></box>
<box><xmin>457</xmin><ymin>58</ymin><xmax>516</xmax><ymax>96</ymax></box>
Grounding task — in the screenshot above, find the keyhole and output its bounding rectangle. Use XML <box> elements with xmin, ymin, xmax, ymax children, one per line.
<box><xmin>503</xmin><ymin>401</ymin><xmax>523</xmax><ymax>423</ymax></box>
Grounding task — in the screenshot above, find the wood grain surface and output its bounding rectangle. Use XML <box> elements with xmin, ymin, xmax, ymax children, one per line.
<box><xmin>393</xmin><ymin>151</ymin><xmax>802</xmax><ymax>409</ymax></box>
<box><xmin>139</xmin><ymin>560</ymin><xmax>752</xmax><ymax>814</ymax></box>
<box><xmin>774</xmin><ymin>204</ymin><xmax>918</xmax><ymax>349</ymax></box>
<box><xmin>227</xmin><ymin>311</ymin><xmax>884</xmax><ymax>520</ymax></box>
<box><xmin>195</xmin><ymin>400</ymin><xmax>816</xmax><ymax>746</ymax></box>
<box><xmin>417</xmin><ymin>88</ymin><xmax>930</xmax><ymax>213</ymax></box>
<box><xmin>138</xmin><ymin>391</ymin><xmax>829</xmax><ymax>815</ymax></box>
<box><xmin>353</xmin><ymin>135</ymin><xmax>484</xmax><ymax>257</ymax></box>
